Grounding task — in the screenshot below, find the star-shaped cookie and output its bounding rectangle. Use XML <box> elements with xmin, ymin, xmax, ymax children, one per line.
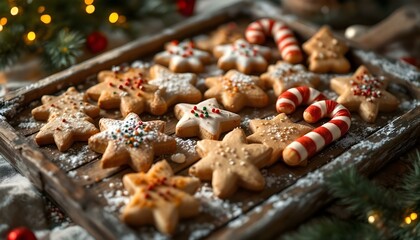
<box><xmin>88</xmin><ymin>113</ymin><xmax>176</xmax><ymax>172</ymax></box>
<box><xmin>303</xmin><ymin>26</ymin><xmax>350</xmax><ymax>73</ymax></box>
<box><xmin>86</xmin><ymin>68</ymin><xmax>167</xmax><ymax>117</ymax></box>
<box><xmin>247</xmin><ymin>114</ymin><xmax>313</xmax><ymax>166</ymax></box>
<box><xmin>122</xmin><ymin>160</ymin><xmax>200</xmax><ymax>235</ymax></box>
<box><xmin>31</xmin><ymin>87</ymin><xmax>100</xmax><ymax>151</ymax></box>
<box><xmin>204</xmin><ymin>70</ymin><xmax>269</xmax><ymax>112</ymax></box>
<box><xmin>174</xmin><ymin>98</ymin><xmax>241</xmax><ymax>140</ymax></box>
<box><xmin>154</xmin><ymin>40</ymin><xmax>211</xmax><ymax>73</ymax></box>
<box><xmin>330</xmin><ymin>65</ymin><xmax>399</xmax><ymax>123</ymax></box>
<box><xmin>148</xmin><ymin>65</ymin><xmax>202</xmax><ymax>106</ymax></box>
<box><xmin>97</xmin><ymin>66</ymin><xmax>148</xmax><ymax>83</ymax></box>
<box><xmin>195</xmin><ymin>22</ymin><xmax>243</xmax><ymax>52</ymax></box>
<box><xmin>261</xmin><ymin>61</ymin><xmax>320</xmax><ymax>96</ymax></box>
<box><xmin>213</xmin><ymin>38</ymin><xmax>271</xmax><ymax>74</ymax></box>
<box><xmin>189</xmin><ymin>128</ymin><xmax>272</xmax><ymax>198</ymax></box>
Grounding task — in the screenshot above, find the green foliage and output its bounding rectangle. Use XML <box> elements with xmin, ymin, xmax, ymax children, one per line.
<box><xmin>283</xmin><ymin>150</ymin><xmax>420</xmax><ymax>240</ymax></box>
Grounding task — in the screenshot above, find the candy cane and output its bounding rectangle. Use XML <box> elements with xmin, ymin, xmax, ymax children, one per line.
<box><xmin>282</xmin><ymin>100</ymin><xmax>351</xmax><ymax>166</ymax></box>
<box><xmin>245</xmin><ymin>18</ymin><xmax>303</xmax><ymax>64</ymax></box>
<box><xmin>276</xmin><ymin>86</ymin><xmax>327</xmax><ymax>114</ymax></box>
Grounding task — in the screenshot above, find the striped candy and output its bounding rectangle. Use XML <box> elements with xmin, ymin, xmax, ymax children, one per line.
<box><xmin>276</xmin><ymin>86</ymin><xmax>327</xmax><ymax>114</ymax></box>
<box><xmin>245</xmin><ymin>18</ymin><xmax>303</xmax><ymax>64</ymax></box>
<box><xmin>282</xmin><ymin>100</ymin><xmax>351</xmax><ymax>166</ymax></box>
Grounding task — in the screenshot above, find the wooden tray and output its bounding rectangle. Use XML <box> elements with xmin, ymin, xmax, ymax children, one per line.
<box><xmin>0</xmin><ymin>1</ymin><xmax>419</xmax><ymax>239</ymax></box>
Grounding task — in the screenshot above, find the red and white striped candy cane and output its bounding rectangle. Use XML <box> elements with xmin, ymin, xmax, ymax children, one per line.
<box><xmin>276</xmin><ymin>86</ymin><xmax>327</xmax><ymax>114</ymax></box>
<box><xmin>245</xmin><ymin>18</ymin><xmax>303</xmax><ymax>64</ymax></box>
<box><xmin>282</xmin><ymin>100</ymin><xmax>351</xmax><ymax>166</ymax></box>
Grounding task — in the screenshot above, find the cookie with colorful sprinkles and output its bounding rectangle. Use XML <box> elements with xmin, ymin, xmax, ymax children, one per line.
<box><xmin>174</xmin><ymin>98</ymin><xmax>241</xmax><ymax>140</ymax></box>
<box><xmin>204</xmin><ymin>70</ymin><xmax>269</xmax><ymax>112</ymax></box>
<box><xmin>86</xmin><ymin>67</ymin><xmax>168</xmax><ymax>117</ymax></box>
<box><xmin>261</xmin><ymin>61</ymin><xmax>320</xmax><ymax>96</ymax></box>
<box><xmin>154</xmin><ymin>40</ymin><xmax>211</xmax><ymax>73</ymax></box>
<box><xmin>31</xmin><ymin>87</ymin><xmax>100</xmax><ymax>152</ymax></box>
<box><xmin>213</xmin><ymin>38</ymin><xmax>271</xmax><ymax>74</ymax></box>
<box><xmin>330</xmin><ymin>65</ymin><xmax>399</xmax><ymax>123</ymax></box>
<box><xmin>247</xmin><ymin>113</ymin><xmax>314</xmax><ymax>166</ymax></box>
<box><xmin>148</xmin><ymin>65</ymin><xmax>202</xmax><ymax>107</ymax></box>
<box><xmin>189</xmin><ymin>128</ymin><xmax>272</xmax><ymax>198</ymax></box>
<box><xmin>88</xmin><ymin>113</ymin><xmax>176</xmax><ymax>172</ymax></box>
<box><xmin>122</xmin><ymin>160</ymin><xmax>200</xmax><ymax>235</ymax></box>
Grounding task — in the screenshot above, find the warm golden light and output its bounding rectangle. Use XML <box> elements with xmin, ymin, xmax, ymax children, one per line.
<box><xmin>0</xmin><ymin>25</ymin><xmax>3</xmax><ymax>32</ymax></box>
<box><xmin>0</xmin><ymin>17</ymin><xmax>7</xmax><ymax>26</ymax></box>
<box><xmin>405</xmin><ymin>216</ymin><xmax>412</xmax><ymax>224</ymax></box>
<box><xmin>40</xmin><ymin>14</ymin><xmax>51</xmax><ymax>24</ymax></box>
<box><xmin>109</xmin><ymin>12</ymin><xmax>119</xmax><ymax>23</ymax></box>
<box><xmin>84</xmin><ymin>0</ymin><xmax>94</xmax><ymax>5</ymax></box>
<box><xmin>368</xmin><ymin>215</ymin><xmax>376</xmax><ymax>224</ymax></box>
<box><xmin>410</xmin><ymin>212</ymin><xmax>418</xmax><ymax>220</ymax></box>
<box><xmin>27</xmin><ymin>31</ymin><xmax>36</xmax><ymax>41</ymax></box>
<box><xmin>38</xmin><ymin>6</ymin><xmax>45</xmax><ymax>13</ymax></box>
<box><xmin>85</xmin><ymin>5</ymin><xmax>95</xmax><ymax>14</ymax></box>
<box><xmin>10</xmin><ymin>7</ymin><xmax>19</xmax><ymax>16</ymax></box>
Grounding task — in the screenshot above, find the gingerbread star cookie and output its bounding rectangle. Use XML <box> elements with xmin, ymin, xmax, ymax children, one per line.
<box><xmin>189</xmin><ymin>128</ymin><xmax>272</xmax><ymax>198</ymax></box>
<box><xmin>247</xmin><ymin>114</ymin><xmax>313</xmax><ymax>166</ymax></box>
<box><xmin>148</xmin><ymin>65</ymin><xmax>202</xmax><ymax>107</ymax></box>
<box><xmin>122</xmin><ymin>160</ymin><xmax>200</xmax><ymax>235</ymax></box>
<box><xmin>204</xmin><ymin>70</ymin><xmax>269</xmax><ymax>112</ymax></box>
<box><xmin>213</xmin><ymin>39</ymin><xmax>271</xmax><ymax>74</ymax></box>
<box><xmin>88</xmin><ymin>113</ymin><xmax>176</xmax><ymax>172</ymax></box>
<box><xmin>86</xmin><ymin>68</ymin><xmax>167</xmax><ymax>117</ymax></box>
<box><xmin>31</xmin><ymin>87</ymin><xmax>100</xmax><ymax>151</ymax></box>
<box><xmin>174</xmin><ymin>98</ymin><xmax>241</xmax><ymax>140</ymax></box>
<box><xmin>154</xmin><ymin>40</ymin><xmax>211</xmax><ymax>73</ymax></box>
<box><xmin>330</xmin><ymin>65</ymin><xmax>399</xmax><ymax>123</ymax></box>
<box><xmin>195</xmin><ymin>22</ymin><xmax>243</xmax><ymax>52</ymax></box>
<box><xmin>261</xmin><ymin>61</ymin><xmax>320</xmax><ymax>96</ymax></box>
<box><xmin>303</xmin><ymin>26</ymin><xmax>350</xmax><ymax>73</ymax></box>
<box><xmin>97</xmin><ymin>65</ymin><xmax>148</xmax><ymax>83</ymax></box>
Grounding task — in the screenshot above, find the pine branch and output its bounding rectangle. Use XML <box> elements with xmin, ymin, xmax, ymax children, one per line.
<box><xmin>282</xmin><ymin>218</ymin><xmax>380</xmax><ymax>240</ymax></box>
<box><xmin>0</xmin><ymin>26</ymin><xmax>25</xmax><ymax>69</ymax></box>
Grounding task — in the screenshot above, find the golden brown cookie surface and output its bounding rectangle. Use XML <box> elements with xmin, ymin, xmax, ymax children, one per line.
<box><xmin>86</xmin><ymin>68</ymin><xmax>167</xmax><ymax>117</ymax></box>
<box><xmin>88</xmin><ymin>113</ymin><xmax>176</xmax><ymax>172</ymax></box>
<box><xmin>174</xmin><ymin>98</ymin><xmax>241</xmax><ymax>140</ymax></box>
<box><xmin>247</xmin><ymin>113</ymin><xmax>314</xmax><ymax>166</ymax></box>
<box><xmin>122</xmin><ymin>160</ymin><xmax>200</xmax><ymax>235</ymax></box>
<box><xmin>261</xmin><ymin>61</ymin><xmax>320</xmax><ymax>96</ymax></box>
<box><xmin>189</xmin><ymin>128</ymin><xmax>272</xmax><ymax>198</ymax></box>
<box><xmin>330</xmin><ymin>65</ymin><xmax>399</xmax><ymax>123</ymax></box>
<box><xmin>196</xmin><ymin>22</ymin><xmax>243</xmax><ymax>52</ymax></box>
<box><xmin>204</xmin><ymin>70</ymin><xmax>269</xmax><ymax>112</ymax></box>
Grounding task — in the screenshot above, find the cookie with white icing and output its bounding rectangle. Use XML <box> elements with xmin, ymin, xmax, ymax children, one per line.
<box><xmin>148</xmin><ymin>65</ymin><xmax>202</xmax><ymax>107</ymax></box>
<box><xmin>122</xmin><ymin>160</ymin><xmax>200</xmax><ymax>235</ymax></box>
<box><xmin>189</xmin><ymin>128</ymin><xmax>272</xmax><ymax>198</ymax></box>
<box><xmin>213</xmin><ymin>39</ymin><xmax>271</xmax><ymax>74</ymax></box>
<box><xmin>154</xmin><ymin>40</ymin><xmax>211</xmax><ymax>73</ymax></box>
<box><xmin>31</xmin><ymin>87</ymin><xmax>100</xmax><ymax>151</ymax></box>
<box><xmin>88</xmin><ymin>113</ymin><xmax>176</xmax><ymax>172</ymax></box>
<box><xmin>174</xmin><ymin>98</ymin><xmax>241</xmax><ymax>140</ymax></box>
<box><xmin>204</xmin><ymin>70</ymin><xmax>269</xmax><ymax>112</ymax></box>
<box><xmin>261</xmin><ymin>61</ymin><xmax>320</xmax><ymax>96</ymax></box>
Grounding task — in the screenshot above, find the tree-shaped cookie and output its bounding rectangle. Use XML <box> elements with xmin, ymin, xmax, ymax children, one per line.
<box><xmin>330</xmin><ymin>65</ymin><xmax>399</xmax><ymax>123</ymax></box>
<box><xmin>86</xmin><ymin>68</ymin><xmax>167</xmax><ymax>117</ymax></box>
<box><xmin>174</xmin><ymin>98</ymin><xmax>241</xmax><ymax>140</ymax></box>
<box><xmin>204</xmin><ymin>70</ymin><xmax>269</xmax><ymax>112</ymax></box>
<box><xmin>195</xmin><ymin>22</ymin><xmax>243</xmax><ymax>52</ymax></box>
<box><xmin>303</xmin><ymin>26</ymin><xmax>350</xmax><ymax>73</ymax></box>
<box><xmin>88</xmin><ymin>113</ymin><xmax>176</xmax><ymax>172</ymax></box>
<box><xmin>154</xmin><ymin>40</ymin><xmax>211</xmax><ymax>73</ymax></box>
<box><xmin>122</xmin><ymin>160</ymin><xmax>200</xmax><ymax>235</ymax></box>
<box><xmin>31</xmin><ymin>87</ymin><xmax>100</xmax><ymax>151</ymax></box>
<box><xmin>247</xmin><ymin>113</ymin><xmax>313</xmax><ymax>166</ymax></box>
<box><xmin>189</xmin><ymin>128</ymin><xmax>272</xmax><ymax>198</ymax></box>
<box><xmin>213</xmin><ymin>39</ymin><xmax>271</xmax><ymax>74</ymax></box>
<box><xmin>261</xmin><ymin>61</ymin><xmax>320</xmax><ymax>96</ymax></box>
<box><xmin>148</xmin><ymin>65</ymin><xmax>202</xmax><ymax>107</ymax></box>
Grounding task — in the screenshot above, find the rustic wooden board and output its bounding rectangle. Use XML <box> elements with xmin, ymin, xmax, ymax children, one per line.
<box><xmin>0</xmin><ymin>1</ymin><xmax>419</xmax><ymax>239</ymax></box>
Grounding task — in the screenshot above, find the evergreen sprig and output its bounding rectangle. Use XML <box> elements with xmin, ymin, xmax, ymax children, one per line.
<box><xmin>283</xmin><ymin>149</ymin><xmax>420</xmax><ymax>240</ymax></box>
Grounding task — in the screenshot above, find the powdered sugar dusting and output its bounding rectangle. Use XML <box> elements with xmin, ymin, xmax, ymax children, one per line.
<box><xmin>57</xmin><ymin>145</ymin><xmax>94</xmax><ymax>169</ymax></box>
